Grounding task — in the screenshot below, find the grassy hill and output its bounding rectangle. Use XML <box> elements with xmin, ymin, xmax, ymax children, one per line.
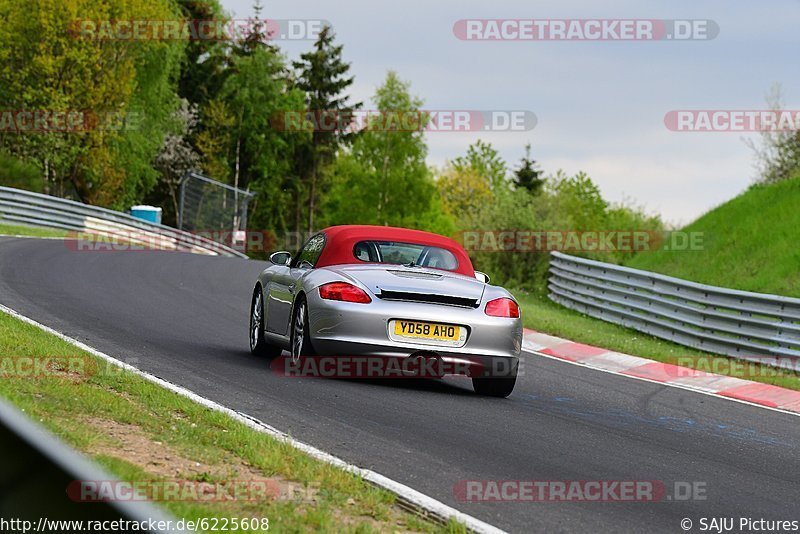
<box><xmin>626</xmin><ymin>175</ymin><xmax>800</xmax><ymax>298</ymax></box>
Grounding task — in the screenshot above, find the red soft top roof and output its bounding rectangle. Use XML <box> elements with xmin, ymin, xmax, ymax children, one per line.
<box><xmin>315</xmin><ymin>225</ymin><xmax>475</xmax><ymax>277</ymax></box>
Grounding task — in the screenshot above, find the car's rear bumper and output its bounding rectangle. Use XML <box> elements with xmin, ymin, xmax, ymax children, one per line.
<box><xmin>305</xmin><ymin>291</ymin><xmax>521</xmax><ymax>376</ymax></box>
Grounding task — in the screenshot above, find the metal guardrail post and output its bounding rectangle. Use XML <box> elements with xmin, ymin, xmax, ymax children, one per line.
<box><xmin>0</xmin><ymin>397</ymin><xmax>186</xmax><ymax>532</ymax></box>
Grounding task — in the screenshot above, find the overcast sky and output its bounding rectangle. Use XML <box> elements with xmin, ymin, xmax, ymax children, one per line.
<box><xmin>219</xmin><ymin>0</ymin><xmax>799</xmax><ymax>225</ymax></box>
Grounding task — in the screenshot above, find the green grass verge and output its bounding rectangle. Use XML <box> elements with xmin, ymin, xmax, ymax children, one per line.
<box><xmin>626</xmin><ymin>176</ymin><xmax>800</xmax><ymax>298</ymax></box>
<box><xmin>0</xmin><ymin>222</ymin><xmax>71</xmax><ymax>238</ymax></box>
<box><xmin>0</xmin><ymin>311</ymin><xmax>466</xmax><ymax>533</ymax></box>
<box><xmin>512</xmin><ymin>290</ymin><xmax>800</xmax><ymax>391</ymax></box>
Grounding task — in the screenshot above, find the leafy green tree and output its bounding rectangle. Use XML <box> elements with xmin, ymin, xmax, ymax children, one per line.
<box><xmin>0</xmin><ymin>150</ymin><xmax>42</xmax><ymax>192</ymax></box>
<box><xmin>764</xmin><ymin>131</ymin><xmax>800</xmax><ymax>183</ymax></box>
<box><xmin>436</xmin><ymin>165</ymin><xmax>493</xmax><ymax>226</ymax></box>
<box><xmin>452</xmin><ymin>140</ymin><xmax>508</xmax><ymax>191</ymax></box>
<box><xmin>746</xmin><ymin>85</ymin><xmax>800</xmax><ymax>185</ymax></box>
<box><xmin>513</xmin><ymin>143</ymin><xmax>544</xmax><ymax>194</ymax></box>
<box><xmin>175</xmin><ymin>0</ymin><xmax>230</xmax><ymax>107</ymax></box>
<box><xmin>0</xmin><ymin>0</ymin><xmax>183</xmax><ymax>208</ymax></box>
<box><xmin>148</xmin><ymin>99</ymin><xmax>201</xmax><ymax>225</ymax></box>
<box><xmin>462</xmin><ymin>168</ymin><xmax>664</xmax><ymax>292</ymax></box>
<box><xmin>322</xmin><ymin>71</ymin><xmax>453</xmax><ymax>235</ymax></box>
<box><xmin>292</xmin><ymin>25</ymin><xmax>360</xmax><ymax>231</ymax></box>
<box><xmin>195</xmin><ymin>98</ymin><xmax>235</xmax><ymax>182</ymax></box>
<box><xmin>99</xmin><ymin>36</ymin><xmax>185</xmax><ymax>209</ymax></box>
<box><xmin>547</xmin><ymin>170</ymin><xmax>609</xmax><ymax>229</ymax></box>
<box><xmin>160</xmin><ymin>2</ymin><xmax>311</xmax><ymax>236</ymax></box>
<box><xmin>220</xmin><ymin>45</ymin><xmax>308</xmax><ymax>232</ymax></box>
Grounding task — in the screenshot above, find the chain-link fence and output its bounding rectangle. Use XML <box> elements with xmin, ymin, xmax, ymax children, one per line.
<box><xmin>178</xmin><ymin>172</ymin><xmax>255</xmax><ymax>235</ymax></box>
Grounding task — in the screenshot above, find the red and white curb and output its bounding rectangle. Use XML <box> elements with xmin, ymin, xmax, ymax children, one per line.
<box><xmin>522</xmin><ymin>329</ymin><xmax>800</xmax><ymax>416</ymax></box>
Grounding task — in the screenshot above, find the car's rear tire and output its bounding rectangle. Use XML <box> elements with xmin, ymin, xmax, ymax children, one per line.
<box><xmin>291</xmin><ymin>295</ymin><xmax>315</xmax><ymax>361</ymax></box>
<box><xmin>472</xmin><ymin>361</ymin><xmax>518</xmax><ymax>397</ymax></box>
<box><xmin>472</xmin><ymin>375</ymin><xmax>517</xmax><ymax>397</ymax></box>
<box><xmin>250</xmin><ymin>287</ymin><xmax>281</xmax><ymax>358</ymax></box>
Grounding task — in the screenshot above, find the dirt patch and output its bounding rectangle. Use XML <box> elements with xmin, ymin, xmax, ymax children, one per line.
<box><xmin>83</xmin><ymin>417</ymin><xmax>317</xmax><ymax>503</ymax></box>
<box><xmin>331</xmin><ymin>504</ymin><xmax>421</xmax><ymax>534</ymax></box>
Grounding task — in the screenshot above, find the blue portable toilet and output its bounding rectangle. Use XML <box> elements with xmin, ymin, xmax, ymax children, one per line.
<box><xmin>130</xmin><ymin>205</ymin><xmax>162</xmax><ymax>225</ymax></box>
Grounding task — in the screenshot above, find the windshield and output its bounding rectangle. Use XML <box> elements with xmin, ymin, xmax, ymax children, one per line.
<box><xmin>353</xmin><ymin>241</ymin><xmax>459</xmax><ymax>271</ymax></box>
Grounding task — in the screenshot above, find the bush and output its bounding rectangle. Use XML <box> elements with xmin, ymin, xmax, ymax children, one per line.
<box><xmin>0</xmin><ymin>151</ymin><xmax>43</xmax><ymax>193</ymax></box>
<box><xmin>444</xmin><ymin>171</ymin><xmax>664</xmax><ymax>294</ymax></box>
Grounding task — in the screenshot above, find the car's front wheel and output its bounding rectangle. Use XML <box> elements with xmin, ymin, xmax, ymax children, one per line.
<box><xmin>250</xmin><ymin>287</ymin><xmax>281</xmax><ymax>358</ymax></box>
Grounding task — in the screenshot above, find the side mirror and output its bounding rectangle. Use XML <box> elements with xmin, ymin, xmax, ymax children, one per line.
<box><xmin>269</xmin><ymin>251</ymin><xmax>292</xmax><ymax>266</ymax></box>
<box><xmin>475</xmin><ymin>271</ymin><xmax>490</xmax><ymax>284</ymax></box>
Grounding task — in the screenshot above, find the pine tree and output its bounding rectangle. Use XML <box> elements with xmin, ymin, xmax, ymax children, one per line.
<box><xmin>513</xmin><ymin>143</ymin><xmax>544</xmax><ymax>194</ymax></box>
<box><xmin>239</xmin><ymin>0</ymin><xmax>279</xmax><ymax>57</ymax></box>
<box><xmin>175</xmin><ymin>0</ymin><xmax>229</xmax><ymax>107</ymax></box>
<box><xmin>292</xmin><ymin>25</ymin><xmax>360</xmax><ymax>231</ymax></box>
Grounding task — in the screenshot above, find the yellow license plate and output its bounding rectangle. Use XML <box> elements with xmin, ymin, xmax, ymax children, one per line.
<box><xmin>394</xmin><ymin>320</ymin><xmax>460</xmax><ymax>341</ymax></box>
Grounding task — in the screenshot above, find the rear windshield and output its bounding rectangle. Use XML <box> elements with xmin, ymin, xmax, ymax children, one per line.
<box><xmin>353</xmin><ymin>241</ymin><xmax>459</xmax><ymax>271</ymax></box>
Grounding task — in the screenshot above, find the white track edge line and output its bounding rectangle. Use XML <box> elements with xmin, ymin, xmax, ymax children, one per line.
<box><xmin>523</xmin><ymin>347</ymin><xmax>800</xmax><ymax>418</ymax></box>
<box><xmin>0</xmin><ymin>303</ymin><xmax>506</xmax><ymax>534</ymax></box>
<box><xmin>0</xmin><ymin>233</ymin><xmax>66</xmax><ymax>240</ymax></box>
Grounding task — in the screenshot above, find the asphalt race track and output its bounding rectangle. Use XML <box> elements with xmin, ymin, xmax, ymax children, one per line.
<box><xmin>1</xmin><ymin>237</ymin><xmax>798</xmax><ymax>533</ymax></box>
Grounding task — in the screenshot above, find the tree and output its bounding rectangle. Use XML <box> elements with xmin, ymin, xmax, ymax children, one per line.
<box><xmin>745</xmin><ymin>84</ymin><xmax>800</xmax><ymax>184</ymax></box>
<box><xmin>219</xmin><ymin>45</ymin><xmax>308</xmax><ymax>232</ymax></box>
<box><xmin>237</xmin><ymin>0</ymin><xmax>277</xmax><ymax>57</ymax></box>
<box><xmin>513</xmin><ymin>143</ymin><xmax>544</xmax><ymax>194</ymax></box>
<box><xmin>174</xmin><ymin>0</ymin><xmax>230</xmax><ymax>107</ymax></box>
<box><xmin>452</xmin><ymin>140</ymin><xmax>508</xmax><ymax>191</ymax></box>
<box><xmin>322</xmin><ymin>71</ymin><xmax>453</xmax><ymax>235</ymax></box>
<box><xmin>0</xmin><ymin>150</ymin><xmax>41</xmax><ymax>192</ymax></box>
<box><xmin>194</xmin><ymin>98</ymin><xmax>235</xmax><ymax>182</ymax></box>
<box><xmin>149</xmin><ymin>99</ymin><xmax>201</xmax><ymax>225</ymax></box>
<box><xmin>292</xmin><ymin>25</ymin><xmax>360</xmax><ymax>232</ymax></box>
<box><xmin>547</xmin><ymin>170</ymin><xmax>609</xmax><ymax>229</ymax></box>
<box><xmin>436</xmin><ymin>165</ymin><xmax>493</xmax><ymax>225</ymax></box>
<box><xmin>0</xmin><ymin>0</ymin><xmax>183</xmax><ymax>208</ymax></box>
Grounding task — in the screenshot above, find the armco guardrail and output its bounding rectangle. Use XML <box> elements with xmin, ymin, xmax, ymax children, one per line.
<box><xmin>0</xmin><ymin>186</ymin><xmax>247</xmax><ymax>258</ymax></box>
<box><xmin>548</xmin><ymin>251</ymin><xmax>800</xmax><ymax>369</ymax></box>
<box><xmin>0</xmin><ymin>397</ymin><xmax>184</xmax><ymax>532</ymax></box>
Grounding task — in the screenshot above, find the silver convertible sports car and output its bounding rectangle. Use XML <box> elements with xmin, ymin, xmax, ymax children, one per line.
<box><xmin>249</xmin><ymin>225</ymin><xmax>522</xmax><ymax>397</ymax></box>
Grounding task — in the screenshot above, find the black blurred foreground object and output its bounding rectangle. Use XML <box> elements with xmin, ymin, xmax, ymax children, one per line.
<box><xmin>0</xmin><ymin>397</ymin><xmax>184</xmax><ymax>533</ymax></box>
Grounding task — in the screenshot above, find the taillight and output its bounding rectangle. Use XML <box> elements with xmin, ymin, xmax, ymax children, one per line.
<box><xmin>485</xmin><ymin>297</ymin><xmax>520</xmax><ymax>318</ymax></box>
<box><xmin>319</xmin><ymin>282</ymin><xmax>372</xmax><ymax>304</ymax></box>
